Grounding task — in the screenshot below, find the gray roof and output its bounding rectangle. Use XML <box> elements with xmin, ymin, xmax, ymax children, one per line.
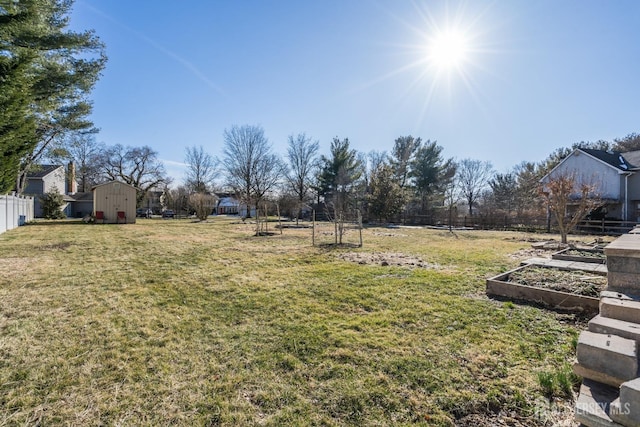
<box><xmin>620</xmin><ymin>150</ymin><xmax>640</xmax><ymax>169</ymax></box>
<box><xmin>69</xmin><ymin>192</ymin><xmax>93</xmax><ymax>202</ymax></box>
<box><xmin>26</xmin><ymin>164</ymin><xmax>63</xmax><ymax>179</ymax></box>
<box><xmin>580</xmin><ymin>148</ymin><xmax>636</xmax><ymax>171</ymax></box>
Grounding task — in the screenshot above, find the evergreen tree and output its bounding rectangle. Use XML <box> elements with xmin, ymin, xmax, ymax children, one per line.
<box><xmin>489</xmin><ymin>173</ymin><xmax>518</xmax><ymax>214</ymax></box>
<box><xmin>0</xmin><ymin>0</ymin><xmax>106</xmax><ymax>194</ymax></box>
<box><xmin>318</xmin><ymin>137</ymin><xmax>363</xmax><ymax>205</ymax></box>
<box><xmin>40</xmin><ymin>186</ymin><xmax>65</xmax><ymax>219</ymax></box>
<box><xmin>318</xmin><ymin>137</ymin><xmax>363</xmax><ymax>243</ymax></box>
<box><xmin>408</xmin><ymin>140</ymin><xmax>456</xmax><ymax>214</ymax></box>
<box><xmin>390</xmin><ymin>135</ymin><xmax>421</xmax><ymax>189</ymax></box>
<box><xmin>368</xmin><ymin>164</ymin><xmax>406</xmax><ymax>222</ymax></box>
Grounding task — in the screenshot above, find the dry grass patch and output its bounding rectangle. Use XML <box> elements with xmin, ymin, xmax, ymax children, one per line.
<box><xmin>0</xmin><ymin>218</ymin><xmax>591</xmax><ymax>426</ymax></box>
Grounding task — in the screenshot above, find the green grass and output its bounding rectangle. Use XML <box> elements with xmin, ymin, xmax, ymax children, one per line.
<box><xmin>0</xmin><ymin>218</ymin><xmax>593</xmax><ymax>426</ymax></box>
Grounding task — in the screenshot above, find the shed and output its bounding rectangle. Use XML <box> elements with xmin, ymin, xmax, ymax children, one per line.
<box><xmin>92</xmin><ymin>181</ymin><xmax>137</xmax><ymax>224</ymax></box>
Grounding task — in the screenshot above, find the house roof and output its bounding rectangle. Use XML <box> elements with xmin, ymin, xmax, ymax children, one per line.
<box><xmin>69</xmin><ymin>192</ymin><xmax>93</xmax><ymax>202</ymax></box>
<box><xmin>26</xmin><ymin>164</ymin><xmax>63</xmax><ymax>179</ymax></box>
<box><xmin>580</xmin><ymin>148</ymin><xmax>635</xmax><ymax>171</ymax></box>
<box><xmin>218</xmin><ymin>197</ymin><xmax>239</xmax><ymax>207</ymax></box>
<box><xmin>620</xmin><ymin>150</ymin><xmax>640</xmax><ymax>169</ymax></box>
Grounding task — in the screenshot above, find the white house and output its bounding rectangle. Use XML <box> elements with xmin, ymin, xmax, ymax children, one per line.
<box><xmin>215</xmin><ymin>193</ymin><xmax>256</xmax><ymax>217</ymax></box>
<box><xmin>540</xmin><ymin>148</ymin><xmax>640</xmax><ymax>222</ymax></box>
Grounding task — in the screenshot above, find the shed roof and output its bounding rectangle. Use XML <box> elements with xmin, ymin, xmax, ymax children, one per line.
<box><xmin>91</xmin><ymin>181</ymin><xmax>138</xmax><ymax>191</ymax></box>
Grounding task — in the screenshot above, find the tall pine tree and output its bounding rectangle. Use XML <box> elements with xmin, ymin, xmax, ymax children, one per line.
<box><xmin>0</xmin><ymin>0</ymin><xmax>106</xmax><ymax>193</ymax></box>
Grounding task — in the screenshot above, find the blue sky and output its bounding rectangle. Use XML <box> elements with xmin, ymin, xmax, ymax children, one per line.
<box><xmin>70</xmin><ymin>0</ymin><xmax>640</xmax><ymax>183</ymax></box>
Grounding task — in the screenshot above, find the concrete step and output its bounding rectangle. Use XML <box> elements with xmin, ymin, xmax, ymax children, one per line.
<box><xmin>575</xmin><ymin>379</ymin><xmax>624</xmax><ymax>427</ymax></box>
<box><xmin>577</xmin><ymin>331</ymin><xmax>638</xmax><ymax>383</ymax></box>
<box><xmin>610</xmin><ymin>377</ymin><xmax>640</xmax><ymax>427</ymax></box>
<box><xmin>589</xmin><ymin>315</ymin><xmax>640</xmax><ymax>343</ymax></box>
<box><xmin>600</xmin><ymin>297</ymin><xmax>640</xmax><ymax>324</ymax></box>
<box><xmin>573</xmin><ymin>363</ymin><xmax>626</xmax><ymax>388</ymax></box>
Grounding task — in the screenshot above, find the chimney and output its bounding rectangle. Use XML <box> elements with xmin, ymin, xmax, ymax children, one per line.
<box><xmin>67</xmin><ymin>161</ymin><xmax>77</xmax><ymax>194</ymax></box>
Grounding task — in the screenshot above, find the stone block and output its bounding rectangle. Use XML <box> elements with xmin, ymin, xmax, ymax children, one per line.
<box><xmin>607</xmin><ymin>271</ymin><xmax>640</xmax><ymax>293</ymax></box>
<box><xmin>575</xmin><ymin>379</ymin><xmax>624</xmax><ymax>427</ymax></box>
<box><xmin>607</xmin><ymin>255</ymin><xmax>640</xmax><ymax>274</ymax></box>
<box><xmin>600</xmin><ymin>297</ymin><xmax>640</xmax><ymax>324</ymax></box>
<box><xmin>589</xmin><ymin>315</ymin><xmax>640</xmax><ymax>343</ymax></box>
<box><xmin>605</xmin><ymin>234</ymin><xmax>640</xmax><ymax>259</ymax></box>
<box><xmin>610</xmin><ymin>378</ymin><xmax>640</xmax><ymax>427</ymax></box>
<box><xmin>577</xmin><ymin>331</ymin><xmax>638</xmax><ymax>382</ymax></box>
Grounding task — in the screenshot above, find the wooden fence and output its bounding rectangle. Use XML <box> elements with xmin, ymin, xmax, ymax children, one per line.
<box><xmin>398</xmin><ymin>213</ymin><xmax>637</xmax><ymax>236</ymax></box>
<box><xmin>576</xmin><ymin>219</ymin><xmax>636</xmax><ymax>235</ymax></box>
<box><xmin>0</xmin><ymin>194</ymin><xmax>34</xmax><ymax>235</ymax></box>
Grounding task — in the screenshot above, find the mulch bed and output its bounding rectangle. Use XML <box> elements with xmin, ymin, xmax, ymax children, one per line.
<box><xmin>506</xmin><ymin>266</ymin><xmax>606</xmax><ymax>298</ymax></box>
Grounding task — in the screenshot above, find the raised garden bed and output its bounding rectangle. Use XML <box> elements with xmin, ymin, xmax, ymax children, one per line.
<box><xmin>552</xmin><ymin>247</ymin><xmax>606</xmax><ymax>264</ymax></box>
<box><xmin>486</xmin><ymin>265</ymin><xmax>605</xmax><ymax>313</ymax></box>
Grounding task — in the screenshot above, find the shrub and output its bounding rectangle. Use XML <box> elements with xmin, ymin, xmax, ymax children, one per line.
<box><xmin>40</xmin><ymin>186</ymin><xmax>66</xmax><ymax>219</ymax></box>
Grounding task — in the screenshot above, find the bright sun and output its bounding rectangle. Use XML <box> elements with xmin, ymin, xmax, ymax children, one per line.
<box><xmin>427</xmin><ymin>29</ymin><xmax>469</xmax><ymax>70</ymax></box>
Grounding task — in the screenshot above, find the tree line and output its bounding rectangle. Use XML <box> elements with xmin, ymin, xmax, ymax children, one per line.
<box><xmin>135</xmin><ymin>125</ymin><xmax>640</xmax><ymax>230</ymax></box>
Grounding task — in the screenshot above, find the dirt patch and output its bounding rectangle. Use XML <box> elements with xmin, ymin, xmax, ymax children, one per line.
<box><xmin>338</xmin><ymin>252</ymin><xmax>436</xmax><ymax>268</ymax></box>
<box><xmin>38</xmin><ymin>242</ymin><xmax>72</xmax><ymax>251</ymax></box>
<box><xmin>371</xmin><ymin>231</ymin><xmax>407</xmax><ymax>237</ymax></box>
<box><xmin>562</xmin><ymin>249</ymin><xmax>605</xmax><ymax>260</ymax></box>
<box><xmin>509</xmin><ymin>248</ymin><xmax>552</xmax><ymax>261</ymax></box>
<box><xmin>455</xmin><ymin>402</ymin><xmax>578</xmax><ymax>426</ymax></box>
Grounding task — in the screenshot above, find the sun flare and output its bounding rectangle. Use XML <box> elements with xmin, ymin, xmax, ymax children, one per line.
<box><xmin>427</xmin><ymin>29</ymin><xmax>469</xmax><ymax>70</ymax></box>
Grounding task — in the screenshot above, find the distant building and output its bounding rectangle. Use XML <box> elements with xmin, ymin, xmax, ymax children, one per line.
<box><xmin>215</xmin><ymin>193</ymin><xmax>255</xmax><ymax>217</ymax></box>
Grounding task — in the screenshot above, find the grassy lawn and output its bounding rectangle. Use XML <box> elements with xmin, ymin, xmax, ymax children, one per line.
<box><xmin>0</xmin><ymin>217</ymin><xmax>592</xmax><ymax>426</ymax></box>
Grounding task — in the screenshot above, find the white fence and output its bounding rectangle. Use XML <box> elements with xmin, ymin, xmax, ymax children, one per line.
<box><xmin>0</xmin><ymin>194</ymin><xmax>34</xmax><ymax>235</ymax></box>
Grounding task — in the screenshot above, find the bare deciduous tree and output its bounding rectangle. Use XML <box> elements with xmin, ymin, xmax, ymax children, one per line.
<box><xmin>185</xmin><ymin>145</ymin><xmax>218</xmax><ymax>194</ymax></box>
<box><xmin>541</xmin><ymin>172</ymin><xmax>602</xmax><ymax>244</ymax></box>
<box><xmin>286</xmin><ymin>133</ymin><xmax>319</xmax><ymax>223</ymax></box>
<box><xmin>162</xmin><ymin>185</ymin><xmax>188</xmax><ymax>216</ymax></box>
<box><xmin>613</xmin><ymin>133</ymin><xmax>640</xmax><ymax>152</ymax></box>
<box><xmin>223</xmin><ymin>125</ymin><xmax>284</xmax><ymax>234</ymax></box>
<box><xmin>456</xmin><ymin>158</ymin><xmax>494</xmax><ymax>216</ymax></box>
<box><xmin>100</xmin><ymin>144</ymin><xmax>170</xmax><ymax>205</ymax></box>
<box><xmin>43</xmin><ymin>133</ymin><xmax>103</xmax><ymax>192</ymax></box>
